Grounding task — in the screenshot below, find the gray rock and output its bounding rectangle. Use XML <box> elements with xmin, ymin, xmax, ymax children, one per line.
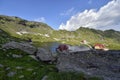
<box><xmin>12</xmin><ymin>54</ymin><xmax>22</xmax><ymax>58</ymax></box>
<box><xmin>56</xmin><ymin>50</ymin><xmax>120</xmax><ymax>80</ymax></box>
<box><xmin>6</xmin><ymin>67</ymin><xmax>11</xmax><ymax>70</ymax></box>
<box><xmin>19</xmin><ymin>75</ymin><xmax>24</xmax><ymax>78</ymax></box>
<box><xmin>2</xmin><ymin>41</ymin><xmax>55</xmax><ymax>62</ymax></box>
<box><xmin>7</xmin><ymin>71</ymin><xmax>16</xmax><ymax>77</ymax></box>
<box><xmin>33</xmin><ymin>72</ymin><xmax>36</xmax><ymax>75</ymax></box>
<box><xmin>0</xmin><ymin>64</ymin><xmax>4</xmax><ymax>67</ymax></box>
<box><xmin>41</xmin><ymin>75</ymin><xmax>48</xmax><ymax>80</ymax></box>
<box><xmin>27</xmin><ymin>68</ymin><xmax>33</xmax><ymax>71</ymax></box>
<box><xmin>0</xmin><ymin>30</ymin><xmax>2</xmax><ymax>32</ymax></box>
<box><xmin>33</xmin><ymin>72</ymin><xmax>37</xmax><ymax>75</ymax></box>
<box><xmin>36</xmin><ymin>48</ymin><xmax>54</xmax><ymax>61</ymax></box>
<box><xmin>16</xmin><ymin>66</ymin><xmax>23</xmax><ymax>69</ymax></box>
<box><xmin>56</xmin><ymin>53</ymin><xmax>87</xmax><ymax>73</ymax></box>
<box><xmin>3</xmin><ymin>49</ymin><xmax>6</xmax><ymax>51</ymax></box>
<box><xmin>2</xmin><ymin>41</ymin><xmax>36</xmax><ymax>54</ymax></box>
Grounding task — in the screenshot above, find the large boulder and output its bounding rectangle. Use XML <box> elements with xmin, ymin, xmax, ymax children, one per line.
<box><xmin>2</xmin><ymin>41</ymin><xmax>36</xmax><ymax>54</ymax></box>
<box><xmin>2</xmin><ymin>41</ymin><xmax>56</xmax><ymax>61</ymax></box>
<box><xmin>36</xmin><ymin>48</ymin><xmax>55</xmax><ymax>61</ymax></box>
<box><xmin>56</xmin><ymin>53</ymin><xmax>86</xmax><ymax>73</ymax></box>
<box><xmin>56</xmin><ymin>50</ymin><xmax>120</xmax><ymax>80</ymax></box>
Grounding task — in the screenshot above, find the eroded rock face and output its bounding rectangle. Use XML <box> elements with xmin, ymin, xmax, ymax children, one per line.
<box><xmin>2</xmin><ymin>41</ymin><xmax>36</xmax><ymax>55</ymax></box>
<box><xmin>56</xmin><ymin>50</ymin><xmax>120</xmax><ymax>80</ymax></box>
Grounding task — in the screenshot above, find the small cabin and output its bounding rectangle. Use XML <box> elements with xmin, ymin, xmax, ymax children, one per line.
<box><xmin>94</xmin><ymin>43</ymin><xmax>109</xmax><ymax>51</ymax></box>
<box><xmin>81</xmin><ymin>40</ymin><xmax>88</xmax><ymax>44</ymax></box>
<box><xmin>56</xmin><ymin>44</ymin><xmax>68</xmax><ymax>52</ymax></box>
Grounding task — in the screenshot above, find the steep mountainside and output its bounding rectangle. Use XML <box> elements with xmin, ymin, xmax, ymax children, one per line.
<box><xmin>0</xmin><ymin>15</ymin><xmax>120</xmax><ymax>49</ymax></box>
<box><xmin>0</xmin><ymin>15</ymin><xmax>53</xmax><ymax>36</ymax></box>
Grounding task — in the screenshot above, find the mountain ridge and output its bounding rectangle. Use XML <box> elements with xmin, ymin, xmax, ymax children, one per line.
<box><xmin>0</xmin><ymin>15</ymin><xmax>120</xmax><ymax>49</ymax></box>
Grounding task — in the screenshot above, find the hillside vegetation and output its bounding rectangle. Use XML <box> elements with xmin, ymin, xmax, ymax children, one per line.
<box><xmin>0</xmin><ymin>15</ymin><xmax>120</xmax><ymax>50</ymax></box>
<box><xmin>0</xmin><ymin>25</ymin><xmax>102</xmax><ymax>80</ymax></box>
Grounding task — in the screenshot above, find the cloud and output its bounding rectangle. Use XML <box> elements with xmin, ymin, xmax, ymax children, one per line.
<box><xmin>60</xmin><ymin>8</ymin><xmax>75</xmax><ymax>16</ymax></box>
<box><xmin>34</xmin><ymin>17</ymin><xmax>46</xmax><ymax>22</ymax></box>
<box><xmin>59</xmin><ymin>0</ymin><xmax>120</xmax><ymax>31</ymax></box>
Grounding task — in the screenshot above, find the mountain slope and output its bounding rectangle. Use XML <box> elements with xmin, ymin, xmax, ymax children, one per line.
<box><xmin>51</xmin><ymin>27</ymin><xmax>120</xmax><ymax>49</ymax></box>
<box><xmin>0</xmin><ymin>15</ymin><xmax>120</xmax><ymax>49</ymax></box>
<box><xmin>0</xmin><ymin>15</ymin><xmax>53</xmax><ymax>36</ymax></box>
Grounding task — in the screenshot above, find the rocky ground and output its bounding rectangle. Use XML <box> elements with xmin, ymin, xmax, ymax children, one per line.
<box><xmin>56</xmin><ymin>50</ymin><xmax>120</xmax><ymax>80</ymax></box>
<box><xmin>2</xmin><ymin>41</ymin><xmax>120</xmax><ymax>80</ymax></box>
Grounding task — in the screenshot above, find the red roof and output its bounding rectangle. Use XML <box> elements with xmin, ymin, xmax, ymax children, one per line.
<box><xmin>57</xmin><ymin>44</ymin><xmax>68</xmax><ymax>51</ymax></box>
<box><xmin>94</xmin><ymin>44</ymin><xmax>105</xmax><ymax>49</ymax></box>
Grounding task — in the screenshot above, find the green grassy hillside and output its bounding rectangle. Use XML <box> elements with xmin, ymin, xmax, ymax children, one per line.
<box><xmin>0</xmin><ymin>27</ymin><xmax>102</xmax><ymax>80</ymax></box>
<box><xmin>0</xmin><ymin>15</ymin><xmax>53</xmax><ymax>36</ymax></box>
<box><xmin>0</xmin><ymin>15</ymin><xmax>120</xmax><ymax>50</ymax></box>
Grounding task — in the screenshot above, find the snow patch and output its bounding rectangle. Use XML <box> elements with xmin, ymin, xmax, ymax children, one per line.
<box><xmin>16</xmin><ymin>32</ymin><xmax>22</xmax><ymax>35</ymax></box>
<box><xmin>16</xmin><ymin>31</ymin><xmax>29</xmax><ymax>35</ymax></box>
<box><xmin>44</xmin><ymin>34</ymin><xmax>50</xmax><ymax>37</ymax></box>
<box><xmin>53</xmin><ymin>38</ymin><xmax>60</xmax><ymax>41</ymax></box>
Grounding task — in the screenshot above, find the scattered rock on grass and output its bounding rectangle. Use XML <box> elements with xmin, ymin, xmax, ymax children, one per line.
<box><xmin>41</xmin><ymin>75</ymin><xmax>48</xmax><ymax>80</ymax></box>
<box><xmin>27</xmin><ymin>68</ymin><xmax>33</xmax><ymax>71</ymax></box>
<box><xmin>7</xmin><ymin>71</ymin><xmax>16</xmax><ymax>77</ymax></box>
<box><xmin>16</xmin><ymin>66</ymin><xmax>23</xmax><ymax>69</ymax></box>
<box><xmin>12</xmin><ymin>54</ymin><xmax>22</xmax><ymax>58</ymax></box>
<box><xmin>2</xmin><ymin>41</ymin><xmax>36</xmax><ymax>55</ymax></box>
<box><xmin>0</xmin><ymin>64</ymin><xmax>4</xmax><ymax>67</ymax></box>
<box><xmin>19</xmin><ymin>75</ymin><xmax>24</xmax><ymax>78</ymax></box>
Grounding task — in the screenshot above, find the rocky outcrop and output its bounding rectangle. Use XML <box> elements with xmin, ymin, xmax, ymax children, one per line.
<box><xmin>2</xmin><ymin>41</ymin><xmax>55</xmax><ymax>61</ymax></box>
<box><xmin>2</xmin><ymin>41</ymin><xmax>36</xmax><ymax>55</ymax></box>
<box><xmin>2</xmin><ymin>41</ymin><xmax>120</xmax><ymax>80</ymax></box>
<box><xmin>56</xmin><ymin>50</ymin><xmax>120</xmax><ymax>80</ymax></box>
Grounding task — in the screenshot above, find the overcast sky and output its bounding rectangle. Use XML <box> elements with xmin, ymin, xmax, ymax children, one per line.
<box><xmin>0</xmin><ymin>0</ymin><xmax>119</xmax><ymax>31</ymax></box>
